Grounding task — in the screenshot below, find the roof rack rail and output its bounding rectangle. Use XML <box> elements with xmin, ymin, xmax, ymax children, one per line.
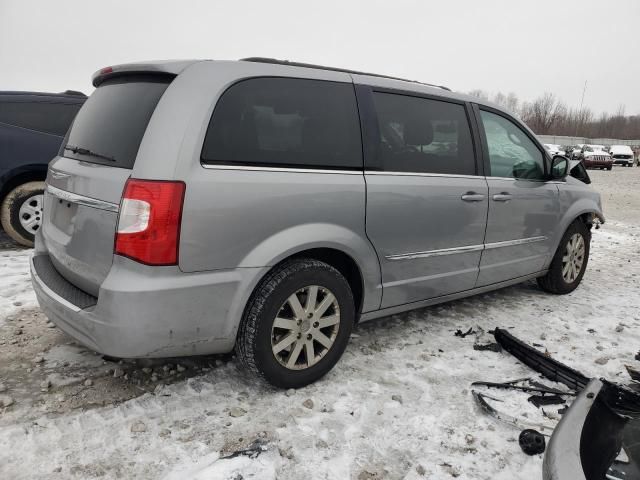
<box><xmin>240</xmin><ymin>57</ymin><xmax>451</xmax><ymax>91</ymax></box>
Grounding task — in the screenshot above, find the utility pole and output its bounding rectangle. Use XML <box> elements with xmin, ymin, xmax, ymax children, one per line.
<box><xmin>575</xmin><ymin>80</ymin><xmax>587</xmax><ymax>138</ymax></box>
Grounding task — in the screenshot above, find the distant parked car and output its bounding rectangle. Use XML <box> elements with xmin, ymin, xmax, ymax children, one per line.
<box><xmin>0</xmin><ymin>91</ymin><xmax>86</xmax><ymax>245</ymax></box>
<box><xmin>543</xmin><ymin>144</ymin><xmax>564</xmax><ymax>156</ymax></box>
<box><xmin>609</xmin><ymin>145</ymin><xmax>634</xmax><ymax>167</ymax></box>
<box><xmin>581</xmin><ymin>145</ymin><xmax>613</xmax><ymax>170</ymax></box>
<box><xmin>570</xmin><ymin>145</ymin><xmax>584</xmax><ymax>160</ymax></box>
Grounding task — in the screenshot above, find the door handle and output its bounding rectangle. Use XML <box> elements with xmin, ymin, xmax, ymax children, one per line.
<box><xmin>492</xmin><ymin>192</ymin><xmax>512</xmax><ymax>202</ymax></box>
<box><xmin>461</xmin><ymin>192</ymin><xmax>486</xmax><ymax>202</ymax></box>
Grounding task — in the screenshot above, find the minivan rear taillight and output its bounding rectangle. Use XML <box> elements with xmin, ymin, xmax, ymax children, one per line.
<box><xmin>115</xmin><ymin>179</ymin><xmax>186</xmax><ymax>265</ymax></box>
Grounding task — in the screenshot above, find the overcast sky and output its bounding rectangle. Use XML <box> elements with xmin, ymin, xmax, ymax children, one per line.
<box><xmin>1</xmin><ymin>0</ymin><xmax>638</xmax><ymax>115</ymax></box>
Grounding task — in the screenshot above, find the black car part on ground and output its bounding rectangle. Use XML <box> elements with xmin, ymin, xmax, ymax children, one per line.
<box><xmin>528</xmin><ymin>394</ymin><xmax>566</xmax><ymax>408</ymax></box>
<box><xmin>471</xmin><ymin>389</ymin><xmax>556</xmax><ymax>432</ymax></box>
<box><xmin>520</xmin><ymin>429</ymin><xmax>546</xmax><ymax>455</ymax></box>
<box><xmin>471</xmin><ymin>380</ymin><xmax>575</xmax><ymax>397</ymax></box>
<box><xmin>494</xmin><ymin>328</ymin><xmax>590</xmax><ymax>391</ymax></box>
<box><xmin>493</xmin><ymin>328</ymin><xmax>640</xmax><ymax>480</ymax></box>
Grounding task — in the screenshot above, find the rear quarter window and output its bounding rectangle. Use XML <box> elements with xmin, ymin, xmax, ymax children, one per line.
<box><xmin>0</xmin><ymin>101</ymin><xmax>81</xmax><ymax>136</ymax></box>
<box><xmin>201</xmin><ymin>77</ymin><xmax>362</xmax><ymax>170</ymax></box>
<box><xmin>63</xmin><ymin>75</ymin><xmax>171</xmax><ymax>169</ymax></box>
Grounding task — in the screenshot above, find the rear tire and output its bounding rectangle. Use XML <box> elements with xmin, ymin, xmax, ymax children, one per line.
<box><xmin>537</xmin><ymin>220</ymin><xmax>591</xmax><ymax>295</ymax></box>
<box><xmin>236</xmin><ymin>258</ymin><xmax>355</xmax><ymax>388</ymax></box>
<box><xmin>0</xmin><ymin>181</ymin><xmax>45</xmax><ymax>247</ymax></box>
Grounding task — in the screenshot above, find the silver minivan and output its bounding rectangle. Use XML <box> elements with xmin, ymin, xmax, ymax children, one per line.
<box><xmin>31</xmin><ymin>58</ymin><xmax>604</xmax><ymax>388</ymax></box>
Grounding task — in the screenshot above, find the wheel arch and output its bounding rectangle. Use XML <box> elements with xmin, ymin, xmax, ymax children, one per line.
<box><xmin>286</xmin><ymin>247</ymin><xmax>365</xmax><ymax>317</ymax></box>
<box><xmin>0</xmin><ymin>165</ymin><xmax>48</xmax><ymax>202</ymax></box>
<box><xmin>237</xmin><ymin>223</ymin><xmax>382</xmax><ymax>314</ymax></box>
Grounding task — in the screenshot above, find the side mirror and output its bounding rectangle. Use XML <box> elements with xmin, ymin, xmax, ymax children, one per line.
<box><xmin>550</xmin><ymin>155</ymin><xmax>569</xmax><ymax>179</ymax></box>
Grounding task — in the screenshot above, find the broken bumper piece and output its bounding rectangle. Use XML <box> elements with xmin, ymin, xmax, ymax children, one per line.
<box><xmin>493</xmin><ymin>328</ymin><xmax>640</xmax><ymax>480</ymax></box>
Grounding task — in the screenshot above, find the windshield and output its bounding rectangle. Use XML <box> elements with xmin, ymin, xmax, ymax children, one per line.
<box><xmin>63</xmin><ymin>75</ymin><xmax>171</xmax><ymax>168</ymax></box>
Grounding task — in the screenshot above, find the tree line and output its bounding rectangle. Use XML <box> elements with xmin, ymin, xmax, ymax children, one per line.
<box><xmin>467</xmin><ymin>90</ymin><xmax>640</xmax><ymax>140</ymax></box>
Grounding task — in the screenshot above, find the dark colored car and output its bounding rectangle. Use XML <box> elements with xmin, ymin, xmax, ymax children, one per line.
<box><xmin>581</xmin><ymin>145</ymin><xmax>613</xmax><ymax>170</ymax></box>
<box><xmin>0</xmin><ymin>90</ymin><xmax>86</xmax><ymax>245</ymax></box>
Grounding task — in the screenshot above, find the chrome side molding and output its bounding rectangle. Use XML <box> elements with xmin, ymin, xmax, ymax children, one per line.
<box><xmin>386</xmin><ymin>236</ymin><xmax>548</xmax><ymax>261</ymax></box>
<box><xmin>386</xmin><ymin>244</ymin><xmax>484</xmax><ymax>261</ymax></box>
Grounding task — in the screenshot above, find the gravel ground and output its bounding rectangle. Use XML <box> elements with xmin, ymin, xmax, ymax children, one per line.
<box><xmin>0</xmin><ymin>166</ymin><xmax>638</xmax><ymax>479</ymax></box>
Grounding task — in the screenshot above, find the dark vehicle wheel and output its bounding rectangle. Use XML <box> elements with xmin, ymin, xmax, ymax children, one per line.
<box><xmin>0</xmin><ymin>181</ymin><xmax>45</xmax><ymax>247</ymax></box>
<box><xmin>236</xmin><ymin>258</ymin><xmax>355</xmax><ymax>388</ymax></box>
<box><xmin>607</xmin><ymin>166</ymin><xmax>612</xmax><ymax>171</ymax></box>
<box><xmin>537</xmin><ymin>220</ymin><xmax>591</xmax><ymax>294</ymax></box>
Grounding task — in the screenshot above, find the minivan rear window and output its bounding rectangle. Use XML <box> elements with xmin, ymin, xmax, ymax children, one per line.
<box><xmin>201</xmin><ymin>77</ymin><xmax>362</xmax><ymax>170</ymax></box>
<box><xmin>63</xmin><ymin>75</ymin><xmax>171</xmax><ymax>169</ymax></box>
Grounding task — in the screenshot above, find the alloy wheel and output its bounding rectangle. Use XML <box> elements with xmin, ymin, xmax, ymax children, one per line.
<box><xmin>562</xmin><ymin>233</ymin><xmax>585</xmax><ymax>283</ymax></box>
<box><xmin>271</xmin><ymin>285</ymin><xmax>340</xmax><ymax>370</ymax></box>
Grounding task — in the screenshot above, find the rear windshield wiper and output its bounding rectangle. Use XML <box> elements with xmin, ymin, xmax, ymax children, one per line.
<box><xmin>64</xmin><ymin>144</ymin><xmax>116</xmax><ymax>162</ymax></box>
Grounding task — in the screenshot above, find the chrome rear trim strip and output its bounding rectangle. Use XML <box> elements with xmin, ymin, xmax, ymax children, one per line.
<box><xmin>201</xmin><ymin>164</ymin><xmax>363</xmax><ymax>175</ymax></box>
<box><xmin>365</xmin><ymin>171</ymin><xmax>481</xmax><ymax>180</ymax></box>
<box><xmin>386</xmin><ymin>236</ymin><xmax>548</xmax><ymax>261</ymax></box>
<box><xmin>46</xmin><ymin>185</ymin><xmax>120</xmax><ymax>213</ymax></box>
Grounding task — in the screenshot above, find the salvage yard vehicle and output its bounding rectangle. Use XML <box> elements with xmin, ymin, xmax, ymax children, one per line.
<box><xmin>570</xmin><ymin>145</ymin><xmax>584</xmax><ymax>160</ymax></box>
<box><xmin>581</xmin><ymin>145</ymin><xmax>613</xmax><ymax>170</ymax></box>
<box><xmin>0</xmin><ymin>90</ymin><xmax>86</xmax><ymax>246</ymax></box>
<box><xmin>543</xmin><ymin>144</ymin><xmax>563</xmax><ymax>156</ymax></box>
<box><xmin>30</xmin><ymin>58</ymin><xmax>605</xmax><ymax>388</ymax></box>
<box><xmin>609</xmin><ymin>145</ymin><xmax>635</xmax><ymax>167</ymax></box>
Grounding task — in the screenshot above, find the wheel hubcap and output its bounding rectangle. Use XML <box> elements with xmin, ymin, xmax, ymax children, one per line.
<box><xmin>271</xmin><ymin>285</ymin><xmax>340</xmax><ymax>370</ymax></box>
<box><xmin>18</xmin><ymin>194</ymin><xmax>44</xmax><ymax>234</ymax></box>
<box><xmin>561</xmin><ymin>233</ymin><xmax>585</xmax><ymax>283</ymax></box>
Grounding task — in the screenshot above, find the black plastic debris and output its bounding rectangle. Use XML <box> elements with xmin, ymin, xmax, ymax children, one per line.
<box><xmin>493</xmin><ymin>328</ymin><xmax>640</xmax><ymax>479</ymax></box>
<box><xmin>528</xmin><ymin>394</ymin><xmax>567</xmax><ymax>408</ymax></box>
<box><xmin>626</xmin><ymin>365</ymin><xmax>640</xmax><ymax>383</ymax></box>
<box><xmin>221</xmin><ymin>439</ymin><xmax>267</xmax><ymax>460</ymax></box>
<box><xmin>519</xmin><ymin>429</ymin><xmax>546</xmax><ymax>455</ymax></box>
<box><xmin>454</xmin><ymin>327</ymin><xmax>475</xmax><ymax>338</ymax></box>
<box><xmin>473</xmin><ymin>342</ymin><xmax>502</xmax><ymax>352</ymax></box>
<box><xmin>471</xmin><ymin>380</ymin><xmax>573</xmax><ymax>396</ymax></box>
<box><xmin>494</xmin><ymin>328</ymin><xmax>590</xmax><ymax>392</ymax></box>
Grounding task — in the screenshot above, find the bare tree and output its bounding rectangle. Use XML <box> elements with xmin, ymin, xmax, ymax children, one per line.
<box><xmin>467</xmin><ymin>89</ymin><xmax>489</xmax><ymax>101</ymax></box>
<box><xmin>466</xmin><ymin>89</ymin><xmax>638</xmax><ymax>139</ymax></box>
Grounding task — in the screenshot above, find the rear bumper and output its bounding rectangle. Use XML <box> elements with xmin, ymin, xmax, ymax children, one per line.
<box><xmin>31</xmin><ymin>253</ymin><xmax>268</xmax><ymax>358</ymax></box>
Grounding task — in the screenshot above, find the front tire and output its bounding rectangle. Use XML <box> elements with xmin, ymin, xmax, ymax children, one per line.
<box><xmin>537</xmin><ymin>220</ymin><xmax>591</xmax><ymax>294</ymax></box>
<box><xmin>0</xmin><ymin>181</ymin><xmax>45</xmax><ymax>247</ymax></box>
<box><xmin>236</xmin><ymin>258</ymin><xmax>355</xmax><ymax>388</ymax></box>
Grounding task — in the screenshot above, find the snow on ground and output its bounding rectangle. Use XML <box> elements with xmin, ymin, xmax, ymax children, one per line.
<box><xmin>0</xmin><ymin>234</ymin><xmax>36</xmax><ymax>325</ymax></box>
<box><xmin>0</xmin><ymin>168</ymin><xmax>638</xmax><ymax>479</ymax></box>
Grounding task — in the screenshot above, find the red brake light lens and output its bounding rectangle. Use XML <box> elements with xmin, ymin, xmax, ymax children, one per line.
<box><xmin>115</xmin><ymin>179</ymin><xmax>185</xmax><ymax>265</ymax></box>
